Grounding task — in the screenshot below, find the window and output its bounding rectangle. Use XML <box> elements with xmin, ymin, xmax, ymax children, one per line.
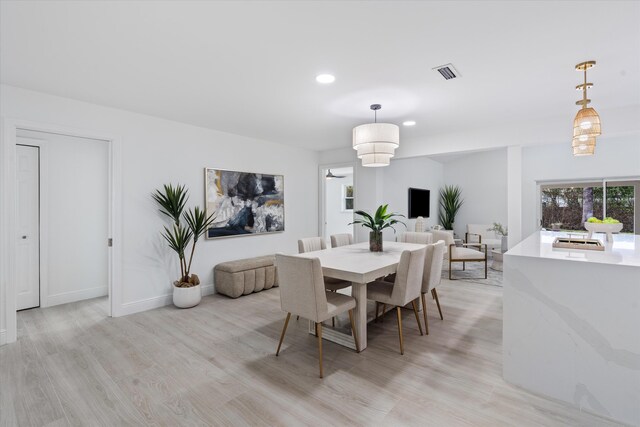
<box><xmin>540</xmin><ymin>179</ymin><xmax>637</xmax><ymax>233</ymax></box>
<box><xmin>342</xmin><ymin>185</ymin><xmax>354</xmax><ymax>211</ymax></box>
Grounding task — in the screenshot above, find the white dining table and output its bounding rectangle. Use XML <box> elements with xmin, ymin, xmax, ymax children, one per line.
<box><xmin>294</xmin><ymin>241</ymin><xmax>427</xmax><ymax>351</ymax></box>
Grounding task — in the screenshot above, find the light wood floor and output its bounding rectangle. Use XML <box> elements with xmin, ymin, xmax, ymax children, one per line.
<box><xmin>1</xmin><ymin>280</ymin><xmax>621</xmax><ymax>426</ymax></box>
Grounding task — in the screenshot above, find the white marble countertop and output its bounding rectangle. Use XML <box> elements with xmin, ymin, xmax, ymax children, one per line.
<box><xmin>506</xmin><ymin>230</ymin><xmax>640</xmax><ymax>268</ymax></box>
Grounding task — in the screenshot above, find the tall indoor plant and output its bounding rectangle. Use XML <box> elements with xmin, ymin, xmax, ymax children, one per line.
<box><xmin>438</xmin><ymin>185</ymin><xmax>464</xmax><ymax>231</ymax></box>
<box><xmin>350</xmin><ymin>204</ymin><xmax>405</xmax><ymax>252</ymax></box>
<box><xmin>153</xmin><ymin>184</ymin><xmax>215</xmax><ymax>308</ymax></box>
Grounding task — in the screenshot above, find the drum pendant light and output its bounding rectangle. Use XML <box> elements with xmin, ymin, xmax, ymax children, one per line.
<box><xmin>352</xmin><ymin>104</ymin><xmax>399</xmax><ymax>167</ymax></box>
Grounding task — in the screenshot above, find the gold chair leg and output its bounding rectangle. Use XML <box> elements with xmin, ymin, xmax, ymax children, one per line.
<box><xmin>421</xmin><ymin>293</ymin><xmax>429</xmax><ymax>335</ymax></box>
<box><xmin>276</xmin><ymin>313</ymin><xmax>291</xmax><ymax>356</ymax></box>
<box><xmin>396</xmin><ymin>306</ymin><xmax>404</xmax><ymax>355</ymax></box>
<box><xmin>411</xmin><ymin>299</ymin><xmax>424</xmax><ymax>336</ymax></box>
<box><xmin>449</xmin><ymin>258</ymin><xmax>452</xmax><ymax>280</ymax></box>
<box><xmin>432</xmin><ymin>289</ymin><xmax>443</xmax><ymax>320</ymax></box>
<box><xmin>348</xmin><ymin>309</ymin><xmax>360</xmax><ymax>352</ymax></box>
<box><xmin>316</xmin><ymin>322</ymin><xmax>323</xmax><ymax>378</ymax></box>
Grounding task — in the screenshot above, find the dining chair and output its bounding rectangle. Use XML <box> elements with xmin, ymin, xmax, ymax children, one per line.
<box><xmin>298</xmin><ymin>236</ymin><xmax>326</xmax><ymax>253</ymax></box>
<box><xmin>397</xmin><ymin>231</ymin><xmax>433</xmax><ymax>244</ymax></box>
<box><xmin>420</xmin><ymin>240</ymin><xmax>446</xmax><ymax>335</ymax></box>
<box><xmin>297</xmin><ymin>237</ymin><xmax>351</xmax><ymax>325</ymax></box>
<box><xmin>330</xmin><ymin>233</ymin><xmax>353</xmax><ymax>248</ymax></box>
<box><xmin>275</xmin><ymin>254</ymin><xmax>359</xmax><ymax>378</ymax></box>
<box><xmin>367</xmin><ymin>247</ymin><xmax>426</xmax><ymax>354</ymax></box>
<box><xmin>298</xmin><ymin>237</ymin><xmax>351</xmax><ymax>292</ymax></box>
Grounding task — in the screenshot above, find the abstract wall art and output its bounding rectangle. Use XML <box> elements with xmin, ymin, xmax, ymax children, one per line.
<box><xmin>205</xmin><ymin>168</ymin><xmax>284</xmax><ymax>239</ymax></box>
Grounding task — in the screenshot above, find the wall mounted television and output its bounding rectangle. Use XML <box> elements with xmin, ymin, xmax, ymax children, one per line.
<box><xmin>408</xmin><ymin>188</ymin><xmax>430</xmax><ymax>218</ymax></box>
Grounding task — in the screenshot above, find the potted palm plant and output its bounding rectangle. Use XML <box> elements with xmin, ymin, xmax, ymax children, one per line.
<box><xmin>153</xmin><ymin>184</ymin><xmax>215</xmax><ymax>308</ymax></box>
<box><xmin>438</xmin><ymin>185</ymin><xmax>463</xmax><ymax>231</ymax></box>
<box><xmin>350</xmin><ymin>204</ymin><xmax>405</xmax><ymax>252</ymax></box>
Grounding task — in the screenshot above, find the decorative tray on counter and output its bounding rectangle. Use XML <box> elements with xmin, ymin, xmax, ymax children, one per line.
<box><xmin>552</xmin><ymin>237</ymin><xmax>604</xmax><ymax>251</ymax></box>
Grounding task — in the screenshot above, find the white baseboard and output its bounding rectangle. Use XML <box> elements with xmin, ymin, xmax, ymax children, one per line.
<box><xmin>46</xmin><ymin>286</ymin><xmax>108</xmax><ymax>307</ymax></box>
<box><xmin>202</xmin><ymin>283</ymin><xmax>214</xmax><ymax>296</ymax></box>
<box><xmin>117</xmin><ymin>283</ymin><xmax>214</xmax><ymax>317</ymax></box>
<box><xmin>0</xmin><ymin>329</ymin><xmax>6</xmax><ymax>346</ymax></box>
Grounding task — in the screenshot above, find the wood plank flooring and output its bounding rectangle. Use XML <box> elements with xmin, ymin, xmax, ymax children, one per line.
<box><xmin>1</xmin><ymin>279</ymin><xmax>622</xmax><ymax>426</ymax></box>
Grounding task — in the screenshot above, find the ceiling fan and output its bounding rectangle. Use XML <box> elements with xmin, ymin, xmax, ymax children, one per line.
<box><xmin>325</xmin><ymin>169</ymin><xmax>346</xmax><ymax>179</ymax></box>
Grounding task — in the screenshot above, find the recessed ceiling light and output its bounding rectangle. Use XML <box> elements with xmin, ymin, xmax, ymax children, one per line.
<box><xmin>316</xmin><ymin>74</ymin><xmax>335</xmax><ymax>84</ymax></box>
<box><xmin>403</xmin><ymin>120</ymin><xmax>416</xmax><ymax>126</ymax></box>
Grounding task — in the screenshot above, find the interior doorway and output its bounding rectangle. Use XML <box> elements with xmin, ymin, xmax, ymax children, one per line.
<box><xmin>15</xmin><ymin>143</ymin><xmax>40</xmax><ymax>310</ymax></box>
<box><xmin>320</xmin><ymin>164</ymin><xmax>355</xmax><ymax>245</ymax></box>
<box><xmin>15</xmin><ymin>130</ymin><xmax>111</xmax><ymax>314</ymax></box>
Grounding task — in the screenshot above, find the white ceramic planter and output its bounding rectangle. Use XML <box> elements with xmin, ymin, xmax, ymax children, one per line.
<box><xmin>501</xmin><ymin>235</ymin><xmax>509</xmax><ymax>252</ymax></box>
<box><xmin>584</xmin><ymin>222</ymin><xmax>623</xmax><ymax>242</ymax></box>
<box><xmin>173</xmin><ymin>283</ymin><xmax>202</xmax><ymax>308</ymax></box>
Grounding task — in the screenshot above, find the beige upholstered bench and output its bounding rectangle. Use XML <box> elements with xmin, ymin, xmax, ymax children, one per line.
<box><xmin>214</xmin><ymin>255</ymin><xmax>278</xmax><ymax>298</ymax></box>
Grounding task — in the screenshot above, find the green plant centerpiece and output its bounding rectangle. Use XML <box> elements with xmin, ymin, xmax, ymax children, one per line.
<box><xmin>350</xmin><ymin>204</ymin><xmax>405</xmax><ymax>252</ymax></box>
<box><xmin>438</xmin><ymin>185</ymin><xmax>464</xmax><ymax>230</ymax></box>
<box><xmin>153</xmin><ymin>184</ymin><xmax>215</xmax><ymax>308</ymax></box>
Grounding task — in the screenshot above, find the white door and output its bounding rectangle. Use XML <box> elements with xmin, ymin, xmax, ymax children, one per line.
<box><xmin>16</xmin><ymin>144</ymin><xmax>40</xmax><ymax>310</ymax></box>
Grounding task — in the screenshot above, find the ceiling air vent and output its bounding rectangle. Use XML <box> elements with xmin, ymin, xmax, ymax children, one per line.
<box><xmin>433</xmin><ymin>63</ymin><xmax>460</xmax><ymax>80</ymax></box>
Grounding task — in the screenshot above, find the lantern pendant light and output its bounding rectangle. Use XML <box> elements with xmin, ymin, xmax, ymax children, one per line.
<box><xmin>572</xmin><ymin>61</ymin><xmax>601</xmax><ymax>156</ymax></box>
<box><xmin>352</xmin><ymin>104</ymin><xmax>399</xmax><ymax>167</ymax></box>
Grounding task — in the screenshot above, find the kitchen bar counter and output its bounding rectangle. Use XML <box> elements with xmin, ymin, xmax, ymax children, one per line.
<box><xmin>503</xmin><ymin>231</ymin><xmax>640</xmax><ymax>425</ymax></box>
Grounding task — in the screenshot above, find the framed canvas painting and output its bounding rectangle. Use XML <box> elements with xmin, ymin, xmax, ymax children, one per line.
<box><xmin>205</xmin><ymin>168</ymin><xmax>285</xmax><ymax>239</ymax></box>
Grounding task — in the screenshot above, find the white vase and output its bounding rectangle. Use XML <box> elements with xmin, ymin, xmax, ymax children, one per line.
<box><xmin>173</xmin><ymin>283</ymin><xmax>202</xmax><ymax>308</ymax></box>
<box><xmin>415</xmin><ymin>216</ymin><xmax>425</xmax><ymax>232</ymax></box>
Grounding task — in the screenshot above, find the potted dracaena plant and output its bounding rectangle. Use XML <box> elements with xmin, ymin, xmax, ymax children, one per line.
<box><xmin>350</xmin><ymin>204</ymin><xmax>405</xmax><ymax>252</ymax></box>
<box><xmin>438</xmin><ymin>185</ymin><xmax>463</xmax><ymax>231</ymax></box>
<box><xmin>153</xmin><ymin>184</ymin><xmax>215</xmax><ymax>308</ymax></box>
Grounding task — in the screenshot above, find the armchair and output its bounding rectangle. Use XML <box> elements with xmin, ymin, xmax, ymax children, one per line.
<box><xmin>465</xmin><ymin>224</ymin><xmax>501</xmax><ymax>252</ymax></box>
<box><xmin>432</xmin><ymin>229</ymin><xmax>487</xmax><ymax>279</ymax></box>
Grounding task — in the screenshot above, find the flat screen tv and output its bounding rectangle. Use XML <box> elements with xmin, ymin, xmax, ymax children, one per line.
<box><xmin>408</xmin><ymin>188</ymin><xmax>430</xmax><ymax>219</ymax></box>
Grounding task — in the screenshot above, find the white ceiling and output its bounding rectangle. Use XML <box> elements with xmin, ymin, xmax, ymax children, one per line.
<box><xmin>2</xmin><ymin>1</ymin><xmax>639</xmax><ymax>152</ymax></box>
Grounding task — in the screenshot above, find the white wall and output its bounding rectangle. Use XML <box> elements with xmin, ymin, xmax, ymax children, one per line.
<box><xmin>319</xmin><ymin>150</ymin><xmax>445</xmax><ymax>242</ymax></box>
<box><xmin>18</xmin><ymin>131</ymin><xmax>109</xmax><ymax>306</ymax></box>
<box><xmin>520</xmin><ymin>137</ymin><xmax>640</xmax><ymax>238</ymax></box>
<box><xmin>1</xmin><ymin>85</ymin><xmax>319</xmax><ymax>332</ymax></box>
<box><xmin>380</xmin><ymin>156</ymin><xmax>444</xmax><ymax>241</ymax></box>
<box><xmin>324</xmin><ymin>173</ymin><xmax>353</xmax><ymax>242</ymax></box>
<box><xmin>443</xmin><ymin>148</ymin><xmax>508</xmax><ymax>239</ymax></box>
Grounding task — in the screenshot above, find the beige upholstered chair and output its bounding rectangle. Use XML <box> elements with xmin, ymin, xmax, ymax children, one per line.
<box><xmin>298</xmin><ymin>237</ymin><xmax>350</xmax><ymax>292</ymax></box>
<box><xmin>330</xmin><ymin>233</ymin><xmax>353</xmax><ymax>248</ymax></box>
<box><xmin>421</xmin><ymin>241</ymin><xmax>446</xmax><ymax>334</ymax></box>
<box><xmin>275</xmin><ymin>254</ymin><xmax>359</xmax><ymax>378</ymax></box>
<box><xmin>367</xmin><ymin>247</ymin><xmax>426</xmax><ymax>354</ymax></box>
<box><xmin>397</xmin><ymin>231</ymin><xmax>433</xmax><ymax>244</ymax></box>
<box><xmin>466</xmin><ymin>224</ymin><xmax>501</xmax><ymax>252</ymax></box>
<box><xmin>431</xmin><ymin>230</ymin><xmax>487</xmax><ymax>280</ymax></box>
<box><xmin>297</xmin><ymin>237</ymin><xmax>351</xmax><ymax>324</ymax></box>
<box><xmin>298</xmin><ymin>236</ymin><xmax>326</xmax><ymax>253</ymax></box>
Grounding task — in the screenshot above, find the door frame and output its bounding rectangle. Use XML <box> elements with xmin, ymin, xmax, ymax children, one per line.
<box><xmin>318</xmin><ymin>161</ymin><xmax>357</xmax><ymax>242</ymax></box>
<box><xmin>1</xmin><ymin>118</ymin><xmax>123</xmax><ymax>345</ymax></box>
<box><xmin>15</xmin><ymin>139</ymin><xmax>48</xmax><ymax>310</ymax></box>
